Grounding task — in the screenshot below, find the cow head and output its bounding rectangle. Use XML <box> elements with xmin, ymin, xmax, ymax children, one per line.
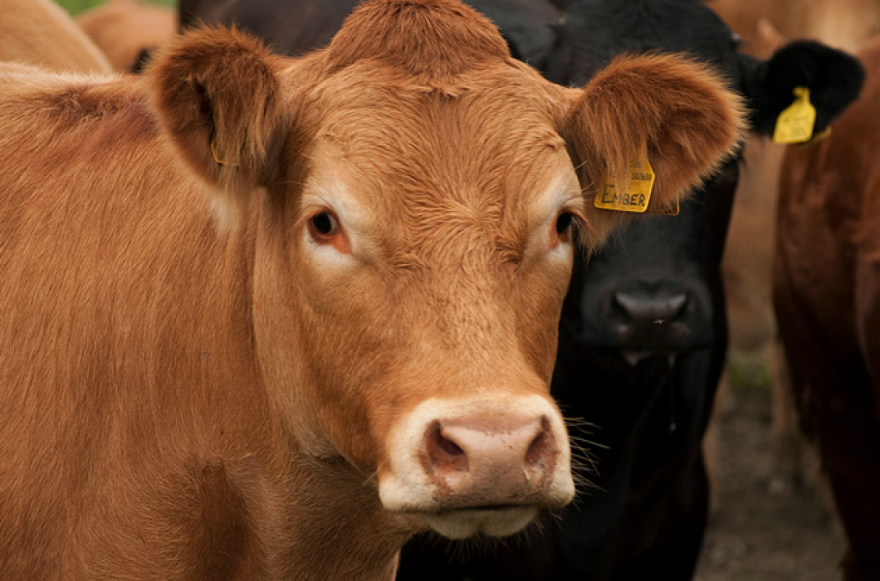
<box><xmin>547</xmin><ymin>0</ymin><xmax>863</xmax><ymax>361</ymax></box>
<box><xmin>147</xmin><ymin>0</ymin><xmax>744</xmax><ymax>539</ymax></box>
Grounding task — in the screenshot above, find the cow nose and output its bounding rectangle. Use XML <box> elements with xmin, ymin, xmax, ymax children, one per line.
<box><xmin>423</xmin><ymin>415</ymin><xmax>555</xmax><ymax>486</ymax></box>
<box><xmin>599</xmin><ymin>281</ymin><xmax>712</xmax><ymax>352</ymax></box>
<box><xmin>379</xmin><ymin>396</ymin><xmax>573</xmax><ymax>539</ymax></box>
<box><xmin>611</xmin><ymin>289</ymin><xmax>690</xmax><ymax>324</ymax></box>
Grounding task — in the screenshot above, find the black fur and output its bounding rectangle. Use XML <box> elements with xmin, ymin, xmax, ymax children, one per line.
<box><xmin>747</xmin><ymin>40</ymin><xmax>866</xmax><ymax>136</ymax></box>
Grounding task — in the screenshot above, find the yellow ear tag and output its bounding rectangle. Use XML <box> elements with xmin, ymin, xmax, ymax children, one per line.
<box><xmin>595</xmin><ymin>152</ymin><xmax>667</xmax><ymax>214</ymax></box>
<box><xmin>773</xmin><ymin>87</ymin><xmax>817</xmax><ymax>144</ymax></box>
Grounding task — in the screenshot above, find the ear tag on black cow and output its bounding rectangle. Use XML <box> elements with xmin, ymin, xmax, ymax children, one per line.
<box><xmin>595</xmin><ymin>153</ymin><xmax>659</xmax><ymax>214</ymax></box>
<box><xmin>773</xmin><ymin>87</ymin><xmax>817</xmax><ymax>144</ymax></box>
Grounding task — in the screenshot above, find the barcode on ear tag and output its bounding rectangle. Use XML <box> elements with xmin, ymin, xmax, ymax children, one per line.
<box><xmin>595</xmin><ymin>156</ymin><xmax>656</xmax><ymax>213</ymax></box>
<box><xmin>773</xmin><ymin>87</ymin><xmax>817</xmax><ymax>144</ymax></box>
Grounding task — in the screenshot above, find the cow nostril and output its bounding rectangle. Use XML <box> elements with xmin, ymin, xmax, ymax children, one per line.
<box><xmin>436</xmin><ymin>432</ymin><xmax>464</xmax><ymax>457</ymax></box>
<box><xmin>525</xmin><ymin>417</ymin><xmax>553</xmax><ymax>469</ymax></box>
<box><xmin>425</xmin><ymin>421</ymin><xmax>468</xmax><ymax>473</ymax></box>
<box><xmin>666</xmin><ymin>293</ymin><xmax>688</xmax><ymax>319</ymax></box>
<box><xmin>612</xmin><ymin>290</ymin><xmax>690</xmax><ymax>323</ymax></box>
<box><xmin>610</xmin><ymin>292</ymin><xmax>628</xmax><ymax>319</ymax></box>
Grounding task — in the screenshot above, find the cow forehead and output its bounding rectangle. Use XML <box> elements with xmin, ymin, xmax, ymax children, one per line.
<box><xmin>299</xmin><ymin>62</ymin><xmax>575</xmax><ymax>256</ymax></box>
<box><xmin>307</xmin><ymin>60</ymin><xmax>566</xmax><ymax>151</ymax></box>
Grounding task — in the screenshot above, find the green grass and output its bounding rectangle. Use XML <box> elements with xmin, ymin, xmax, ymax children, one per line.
<box><xmin>55</xmin><ymin>0</ymin><xmax>174</xmax><ymax>17</ymax></box>
<box><xmin>726</xmin><ymin>352</ymin><xmax>771</xmax><ymax>395</ymax></box>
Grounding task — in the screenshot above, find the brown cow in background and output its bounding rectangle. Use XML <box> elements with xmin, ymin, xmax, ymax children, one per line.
<box><xmin>775</xmin><ymin>36</ymin><xmax>880</xmax><ymax>581</ymax></box>
<box><xmin>711</xmin><ymin>0</ymin><xmax>880</xmax><ymax>55</ymax></box>
<box><xmin>0</xmin><ymin>0</ymin><xmax>745</xmax><ymax>578</ymax></box>
<box><xmin>708</xmin><ymin>0</ymin><xmax>879</xmax><ymax>493</ymax></box>
<box><xmin>76</xmin><ymin>0</ymin><xmax>176</xmax><ymax>73</ymax></box>
<box><xmin>0</xmin><ymin>0</ymin><xmax>110</xmax><ymax>72</ymax></box>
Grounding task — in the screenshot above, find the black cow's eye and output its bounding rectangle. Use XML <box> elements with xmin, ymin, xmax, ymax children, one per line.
<box><xmin>556</xmin><ymin>212</ymin><xmax>574</xmax><ymax>234</ymax></box>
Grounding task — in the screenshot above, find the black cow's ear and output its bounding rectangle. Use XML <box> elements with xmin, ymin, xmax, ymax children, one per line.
<box><xmin>746</xmin><ymin>40</ymin><xmax>865</xmax><ymax>137</ymax></box>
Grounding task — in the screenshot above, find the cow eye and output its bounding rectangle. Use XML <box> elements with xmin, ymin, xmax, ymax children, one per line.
<box><xmin>310</xmin><ymin>211</ymin><xmax>339</xmax><ymax>237</ymax></box>
<box><xmin>555</xmin><ymin>212</ymin><xmax>574</xmax><ymax>235</ymax></box>
<box><xmin>549</xmin><ymin>210</ymin><xmax>578</xmax><ymax>249</ymax></box>
<box><xmin>307</xmin><ymin>210</ymin><xmax>351</xmax><ymax>254</ymax></box>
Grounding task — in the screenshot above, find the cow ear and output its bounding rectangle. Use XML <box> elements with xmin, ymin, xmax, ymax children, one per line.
<box><xmin>561</xmin><ymin>53</ymin><xmax>746</xmax><ymax>247</ymax></box>
<box><xmin>746</xmin><ymin>40</ymin><xmax>865</xmax><ymax>137</ymax></box>
<box><xmin>147</xmin><ymin>27</ymin><xmax>285</xmax><ymax>230</ymax></box>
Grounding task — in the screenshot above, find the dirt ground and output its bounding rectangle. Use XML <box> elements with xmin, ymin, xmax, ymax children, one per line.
<box><xmin>694</xmin><ymin>367</ymin><xmax>846</xmax><ymax>581</ymax></box>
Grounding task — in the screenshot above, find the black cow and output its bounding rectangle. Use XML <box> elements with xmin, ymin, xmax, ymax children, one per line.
<box><xmin>179</xmin><ymin>0</ymin><xmax>560</xmax><ymax>64</ymax></box>
<box><xmin>178</xmin><ymin>0</ymin><xmax>863</xmax><ymax>579</ymax></box>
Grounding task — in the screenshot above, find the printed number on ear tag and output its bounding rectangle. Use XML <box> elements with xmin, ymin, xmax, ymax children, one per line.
<box><xmin>773</xmin><ymin>87</ymin><xmax>817</xmax><ymax>144</ymax></box>
<box><xmin>595</xmin><ymin>154</ymin><xmax>676</xmax><ymax>215</ymax></box>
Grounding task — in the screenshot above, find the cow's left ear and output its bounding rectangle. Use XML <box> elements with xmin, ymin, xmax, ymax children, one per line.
<box><xmin>746</xmin><ymin>40</ymin><xmax>865</xmax><ymax>138</ymax></box>
<box><xmin>147</xmin><ymin>27</ymin><xmax>285</xmax><ymax>230</ymax></box>
<box><xmin>561</xmin><ymin>53</ymin><xmax>747</xmax><ymax>247</ymax></box>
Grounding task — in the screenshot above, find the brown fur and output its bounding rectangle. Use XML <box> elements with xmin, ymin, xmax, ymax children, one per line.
<box><xmin>0</xmin><ymin>0</ymin><xmax>744</xmax><ymax>578</ymax></box>
<box><xmin>0</xmin><ymin>0</ymin><xmax>110</xmax><ymax>73</ymax></box>
<box><xmin>76</xmin><ymin>0</ymin><xmax>177</xmax><ymax>73</ymax></box>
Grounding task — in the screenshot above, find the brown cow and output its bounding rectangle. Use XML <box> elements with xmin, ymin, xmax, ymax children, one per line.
<box><xmin>76</xmin><ymin>0</ymin><xmax>177</xmax><ymax>73</ymax></box>
<box><xmin>0</xmin><ymin>0</ymin><xmax>744</xmax><ymax>578</ymax></box>
<box><xmin>775</xmin><ymin>36</ymin><xmax>880</xmax><ymax>581</ymax></box>
<box><xmin>710</xmin><ymin>0</ymin><xmax>880</xmax><ymax>56</ymax></box>
<box><xmin>0</xmin><ymin>0</ymin><xmax>110</xmax><ymax>72</ymax></box>
<box><xmin>709</xmin><ymin>0</ymin><xmax>878</xmax><ymax>494</ymax></box>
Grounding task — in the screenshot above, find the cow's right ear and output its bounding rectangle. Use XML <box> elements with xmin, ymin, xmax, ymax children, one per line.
<box><xmin>148</xmin><ymin>27</ymin><xmax>285</xmax><ymax>230</ymax></box>
<box><xmin>561</xmin><ymin>53</ymin><xmax>746</xmax><ymax>248</ymax></box>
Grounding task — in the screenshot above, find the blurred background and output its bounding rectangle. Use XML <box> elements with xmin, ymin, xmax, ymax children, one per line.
<box><xmin>58</xmin><ymin>0</ymin><xmax>171</xmax><ymax>15</ymax></box>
